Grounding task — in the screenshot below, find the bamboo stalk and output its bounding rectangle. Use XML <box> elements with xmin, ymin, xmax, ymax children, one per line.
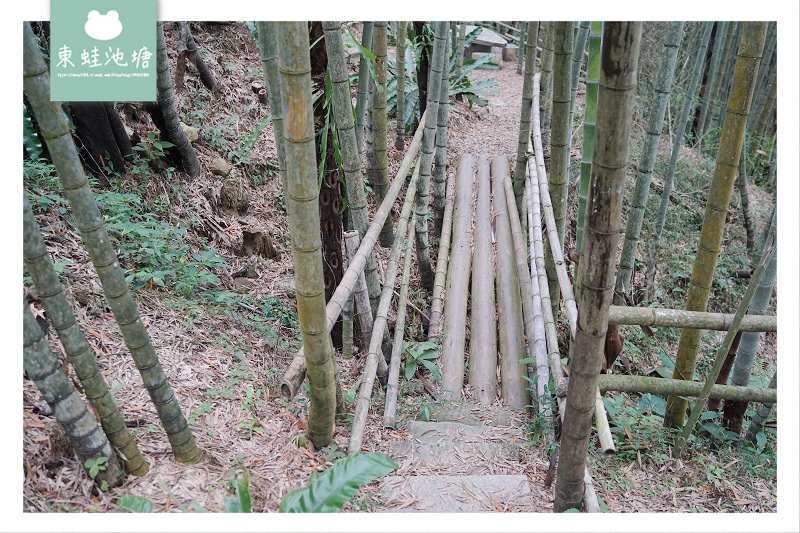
<box><xmin>23</xmin><ymin>23</ymin><xmax>200</xmax><ymax>464</ymax></box>
<box><xmin>384</xmin><ymin>216</ymin><xmax>416</xmax><ymax>428</ymax></box>
<box><xmin>355</xmin><ymin>22</ymin><xmax>374</xmax><ymax>162</ymax></box>
<box><xmin>441</xmin><ymin>154</ymin><xmax>474</xmax><ymax>401</ymax></box>
<box><xmin>427</xmin><ymin>168</ymin><xmax>456</xmax><ymax>342</ymax></box>
<box><xmin>607</xmin><ymin>306</ymin><xmax>776</xmax><ymax>332</ymax></box>
<box><xmin>492</xmin><ymin>156</ymin><xmax>529</xmax><ymax>410</ymax></box>
<box><xmin>23</xmin><ymin>297</ymin><xmax>124</xmax><ymax>488</ymax></box>
<box><xmin>531</xmin><ymin>74</ymin><xmax>578</xmax><ymax>339</ymax></box>
<box><xmin>256</xmin><ymin>22</ymin><xmax>288</xmax><ymax>193</ymax></box>
<box><xmin>395</xmin><ymin>21</ymin><xmax>407</xmax><ymax>151</ymax></box>
<box><xmin>432</xmin><ymin>35</ymin><xmax>452</xmax><ymax>239</ymax></box>
<box><xmin>349</xmin><ymin>164</ymin><xmax>420</xmax><ymax>453</ymax></box>
<box><xmin>514</xmin><ymin>22</ymin><xmax>540</xmax><ymax>208</ymax></box>
<box><xmin>469</xmin><ymin>155</ymin><xmax>497</xmax><ymax>405</ymax></box>
<box><xmin>279</xmin><ymin>116</ymin><xmax>426</xmax><ymax>401</ymax></box>
<box><xmin>595</xmin><ymin>374</ymin><xmax>777</xmax><ymax>403</ymax></box>
<box><xmin>23</xmin><ymin>196</ymin><xmax>147</xmax><ymax>475</ymax></box>
<box><xmin>344</xmin><ymin>231</ymin><xmax>376</xmax><ymax>359</ymax></box>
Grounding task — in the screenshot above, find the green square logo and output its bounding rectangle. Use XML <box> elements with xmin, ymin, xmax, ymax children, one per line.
<box><xmin>50</xmin><ymin>0</ymin><xmax>156</xmax><ymax>101</ymax></box>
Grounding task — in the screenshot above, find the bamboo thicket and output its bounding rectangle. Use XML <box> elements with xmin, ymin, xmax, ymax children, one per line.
<box><xmin>554</xmin><ymin>22</ymin><xmax>641</xmax><ymax>513</ymax></box>
<box><xmin>23</xmin><ymin>23</ymin><xmax>201</xmax><ymax>464</ymax></box>
<box><xmin>664</xmin><ymin>22</ymin><xmax>767</xmax><ymax>428</ymax></box>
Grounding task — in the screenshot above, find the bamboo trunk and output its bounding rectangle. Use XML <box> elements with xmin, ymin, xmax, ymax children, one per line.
<box><xmin>256</xmin><ymin>22</ymin><xmax>288</xmax><ymax>193</ymax></box>
<box><xmin>492</xmin><ymin>156</ymin><xmax>529</xmax><ymax>410</ymax></box>
<box><xmin>432</xmin><ymin>35</ymin><xmax>452</xmax><ymax>239</ymax></box>
<box><xmin>344</xmin><ymin>231</ymin><xmax>375</xmax><ymax>356</ymax></box>
<box><xmin>349</xmin><ymin>161</ymin><xmax>420</xmax><ymax>453</ymax></box>
<box><xmin>607</xmin><ymin>305</ymin><xmax>776</xmax><ymax>332</ymax></box>
<box><xmin>594</xmin><ymin>375</ymin><xmax>776</xmax><ymax>404</ymax></box>
<box><xmin>383</xmin><ymin>216</ymin><xmax>416</xmax><ymax>428</ymax></box>
<box><xmin>355</xmin><ymin>22</ymin><xmax>374</xmax><ymax>161</ymax></box>
<box><xmin>468</xmin><ymin>155</ymin><xmax>497</xmax><ymax>405</ymax></box>
<box><xmin>395</xmin><ymin>22</ymin><xmax>407</xmax><ymax>151</ymax></box>
<box><xmin>441</xmin><ymin>154</ymin><xmax>474</xmax><ymax>401</ymax></box>
<box><xmin>513</xmin><ymin>22</ymin><xmax>539</xmax><ymax>208</ymax></box>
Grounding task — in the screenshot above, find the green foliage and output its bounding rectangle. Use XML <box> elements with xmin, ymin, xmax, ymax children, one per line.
<box><xmin>403</xmin><ymin>340</ymin><xmax>440</xmax><ymax>382</ymax></box>
<box><xmin>23</xmin><ymin>158</ymin><xmax>68</xmax><ymax>214</ymax></box>
<box><xmin>119</xmin><ymin>494</ymin><xmax>154</xmax><ymax>513</ymax></box>
<box><xmin>278</xmin><ymin>452</ymin><xmax>397</xmax><ymax>513</ymax></box>
<box><xmin>224</xmin><ymin>471</ymin><xmax>252</xmax><ymax>513</ymax></box>
<box><xmin>84</xmin><ymin>457</ymin><xmax>110</xmax><ymax>491</ymax></box>
<box><xmin>23</xmin><ymin>103</ymin><xmax>43</xmax><ymax>159</ymax></box>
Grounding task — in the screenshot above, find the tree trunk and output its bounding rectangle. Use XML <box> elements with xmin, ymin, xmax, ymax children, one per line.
<box><xmin>664</xmin><ymin>22</ymin><xmax>768</xmax><ymax>428</ymax></box>
<box><xmin>413</xmin><ymin>21</ymin><xmax>430</xmax><ymax>126</ymax></box>
<box><xmin>68</xmin><ymin>102</ymin><xmax>129</xmax><ymax>176</ymax></box>
<box><xmin>554</xmin><ymin>21</ymin><xmax>641</xmax><ymax>513</ymax></box>
<box><xmin>277</xmin><ymin>21</ymin><xmax>337</xmax><ymax>449</ymax></box>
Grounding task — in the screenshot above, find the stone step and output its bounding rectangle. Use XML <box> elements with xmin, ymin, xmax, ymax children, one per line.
<box><xmin>380</xmin><ymin>474</ymin><xmax>535</xmax><ymax>512</ymax></box>
<box><xmin>403</xmin><ymin>420</ymin><xmax>521</xmax><ymax>443</ymax></box>
<box><xmin>389</xmin><ymin>441</ymin><xmax>520</xmax><ymax>475</ymax></box>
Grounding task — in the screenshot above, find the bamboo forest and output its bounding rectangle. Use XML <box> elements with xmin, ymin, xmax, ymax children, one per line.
<box><xmin>23</xmin><ymin>20</ymin><xmax>788</xmax><ymax>520</ymax></box>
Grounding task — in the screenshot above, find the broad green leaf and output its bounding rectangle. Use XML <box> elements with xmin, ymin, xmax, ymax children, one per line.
<box><xmin>279</xmin><ymin>452</ymin><xmax>397</xmax><ymax>513</ymax></box>
<box><xmin>224</xmin><ymin>471</ymin><xmax>252</xmax><ymax>513</ymax></box>
<box><xmin>421</xmin><ymin>360</ymin><xmax>441</xmax><ymax>383</ymax></box>
<box><xmin>120</xmin><ymin>494</ymin><xmax>154</xmax><ymax>513</ymax></box>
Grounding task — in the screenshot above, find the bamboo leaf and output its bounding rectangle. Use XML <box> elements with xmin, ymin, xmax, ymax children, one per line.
<box><xmin>120</xmin><ymin>494</ymin><xmax>154</xmax><ymax>513</ymax></box>
<box><xmin>278</xmin><ymin>452</ymin><xmax>397</xmax><ymax>512</ymax></box>
<box><xmin>224</xmin><ymin>471</ymin><xmax>252</xmax><ymax>513</ymax></box>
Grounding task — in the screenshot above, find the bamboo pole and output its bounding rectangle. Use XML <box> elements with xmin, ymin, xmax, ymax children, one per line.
<box><xmin>441</xmin><ymin>154</ymin><xmax>474</xmax><ymax>401</ymax></box>
<box><xmin>531</xmin><ymin>74</ymin><xmax>578</xmax><ymax>338</ymax></box>
<box><xmin>513</xmin><ymin>22</ymin><xmax>540</xmax><ymax>208</ymax></box>
<box><xmin>279</xmin><ymin>115</ymin><xmax>426</xmax><ymax>400</ymax></box>
<box><xmin>427</xmin><ymin>169</ymin><xmax>456</xmax><ymax>342</ymax></box>
<box><xmin>468</xmin><ymin>155</ymin><xmax>497</xmax><ymax>405</ymax></box>
<box><xmin>344</xmin><ymin>231</ymin><xmax>375</xmax><ymax>357</ymax></box>
<box><xmin>492</xmin><ymin>156</ymin><xmax>529</xmax><ymax>410</ymax></box>
<box><xmin>595</xmin><ymin>375</ymin><xmax>777</xmax><ymax>403</ymax></box>
<box><xmin>607</xmin><ymin>306</ymin><xmax>776</xmax><ymax>332</ymax></box>
<box><xmin>395</xmin><ymin>21</ymin><xmax>407</xmax><ymax>151</ymax></box>
<box><xmin>355</xmin><ymin>22</ymin><xmax>374</xmax><ymax>162</ymax></box>
<box><xmin>23</xmin><ymin>23</ymin><xmax>201</xmax><ymax>465</ymax></box>
<box><xmin>349</xmin><ymin>164</ymin><xmax>420</xmax><ymax>453</ymax></box>
<box><xmin>256</xmin><ymin>22</ymin><xmax>287</xmax><ymax>193</ymax></box>
<box><xmin>383</xmin><ymin>216</ymin><xmax>416</xmax><ymax>429</ymax></box>
<box><xmin>527</xmin><ymin>158</ymin><xmax>600</xmax><ymax>512</ymax></box>
<box><xmin>432</xmin><ymin>35</ymin><xmax>452</xmax><ymax>239</ymax></box>
<box><xmin>502</xmin><ymin>174</ymin><xmax>554</xmax><ymax>432</ymax></box>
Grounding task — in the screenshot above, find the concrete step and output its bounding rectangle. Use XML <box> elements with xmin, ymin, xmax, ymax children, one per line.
<box><xmin>381</xmin><ymin>474</ymin><xmax>535</xmax><ymax>512</ymax></box>
<box><xmin>389</xmin><ymin>441</ymin><xmax>520</xmax><ymax>475</ymax></box>
<box><xmin>403</xmin><ymin>420</ymin><xmax>520</xmax><ymax>443</ymax></box>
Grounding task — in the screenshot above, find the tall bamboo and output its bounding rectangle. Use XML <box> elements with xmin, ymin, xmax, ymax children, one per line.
<box><xmin>747</xmin><ymin>70</ymin><xmax>776</xmax><ymax>171</ymax></box>
<box><xmin>256</xmin><ymin>22</ymin><xmax>288</xmax><ymax>193</ymax></box>
<box><xmin>454</xmin><ymin>22</ymin><xmax>467</xmax><ymax>98</ymax></box>
<box><xmin>701</xmin><ymin>21</ymin><xmax>735</xmax><ymax>139</ymax></box>
<box><xmin>321</xmin><ymin>21</ymin><xmax>382</xmax><ymax>319</ymax></box>
<box><xmin>615</xmin><ymin>21</ymin><xmax>683</xmax><ymax>297</ymax></box>
<box><xmin>468</xmin><ymin>155</ymin><xmax>496</xmax><ymax>404</ymax></box>
<box><xmin>724</xmin><ymin>210</ymin><xmax>776</xmax><ymax>433</ymax></box>
<box><xmin>513</xmin><ymin>22</ymin><xmax>540</xmax><ymax>208</ymax></box>
<box><xmin>597</xmin><ymin>374</ymin><xmax>776</xmax><ymax>404</ymax></box>
<box><xmin>737</xmin><ymin>144</ymin><xmax>756</xmax><ymax>253</ymax></box>
<box><xmin>664</xmin><ymin>22</ymin><xmax>767</xmax><ymax>428</ymax></box>
<box><xmin>355</xmin><ymin>22</ymin><xmax>374</xmax><ymax>161</ymax></box>
<box><xmin>540</xmin><ymin>22</ymin><xmax>555</xmax><ymax>156</ymax></box>
<box><xmin>432</xmin><ymin>34</ymin><xmax>452</xmax><ymax>239</ymax></box>
<box><xmin>746</xmin><ymin>21</ymin><xmax>776</xmax><ymax>133</ymax></box>
<box><xmin>441</xmin><ymin>154</ymin><xmax>474</xmax><ymax>401</ymax></box>
<box><xmin>696</xmin><ymin>22</ymin><xmax>728</xmax><ymax>149</ymax></box>
<box><xmin>344</xmin><ymin>231</ymin><xmax>376</xmax><ymax>358</ymax></box>
<box><xmin>575</xmin><ymin>22</ymin><xmax>602</xmax><ymax>260</ymax></box>
<box><xmin>23</xmin><ymin>23</ymin><xmax>200</xmax><ymax>464</ymax></box>
<box><xmin>414</xmin><ymin>21</ymin><xmax>449</xmax><ymax>292</ymax></box>
<box><xmin>548</xmin><ymin>21</ymin><xmax>574</xmax><ymax>264</ymax></box>
<box><xmin>554</xmin><ymin>22</ymin><xmax>641</xmax><ymax>513</ymax></box>
<box><xmin>23</xmin><ymin>297</ymin><xmax>124</xmax><ymax>488</ymax></box>
<box><xmin>349</xmin><ymin>159</ymin><xmax>420</xmax><ymax>452</ymax></box>
<box><xmin>395</xmin><ymin>21</ymin><xmax>407</xmax><ymax>150</ymax></box>
<box><xmin>156</xmin><ymin>22</ymin><xmax>199</xmax><ymax>178</ymax></box>
<box><xmin>365</xmin><ymin>22</ymin><xmax>394</xmax><ymax>248</ymax></box>
<box><xmin>23</xmin><ymin>196</ymin><xmax>147</xmax><ymax>476</ymax></box>
<box><xmin>277</xmin><ymin>21</ymin><xmax>337</xmax><ymax>448</ymax></box>
<box><xmin>492</xmin><ymin>156</ymin><xmax>529</xmax><ymax>410</ymax></box>
<box><xmin>674</xmin><ymin>231</ymin><xmax>774</xmax><ymax>456</ymax></box>
<box><xmin>645</xmin><ymin>22</ymin><xmax>713</xmax><ymax>294</ymax></box>
<box><xmin>516</xmin><ymin>21</ymin><xmax>527</xmax><ymax>75</ymax></box>
<box><xmin>568</xmin><ymin>21</ymin><xmax>591</xmax><ymax>154</ymax></box>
